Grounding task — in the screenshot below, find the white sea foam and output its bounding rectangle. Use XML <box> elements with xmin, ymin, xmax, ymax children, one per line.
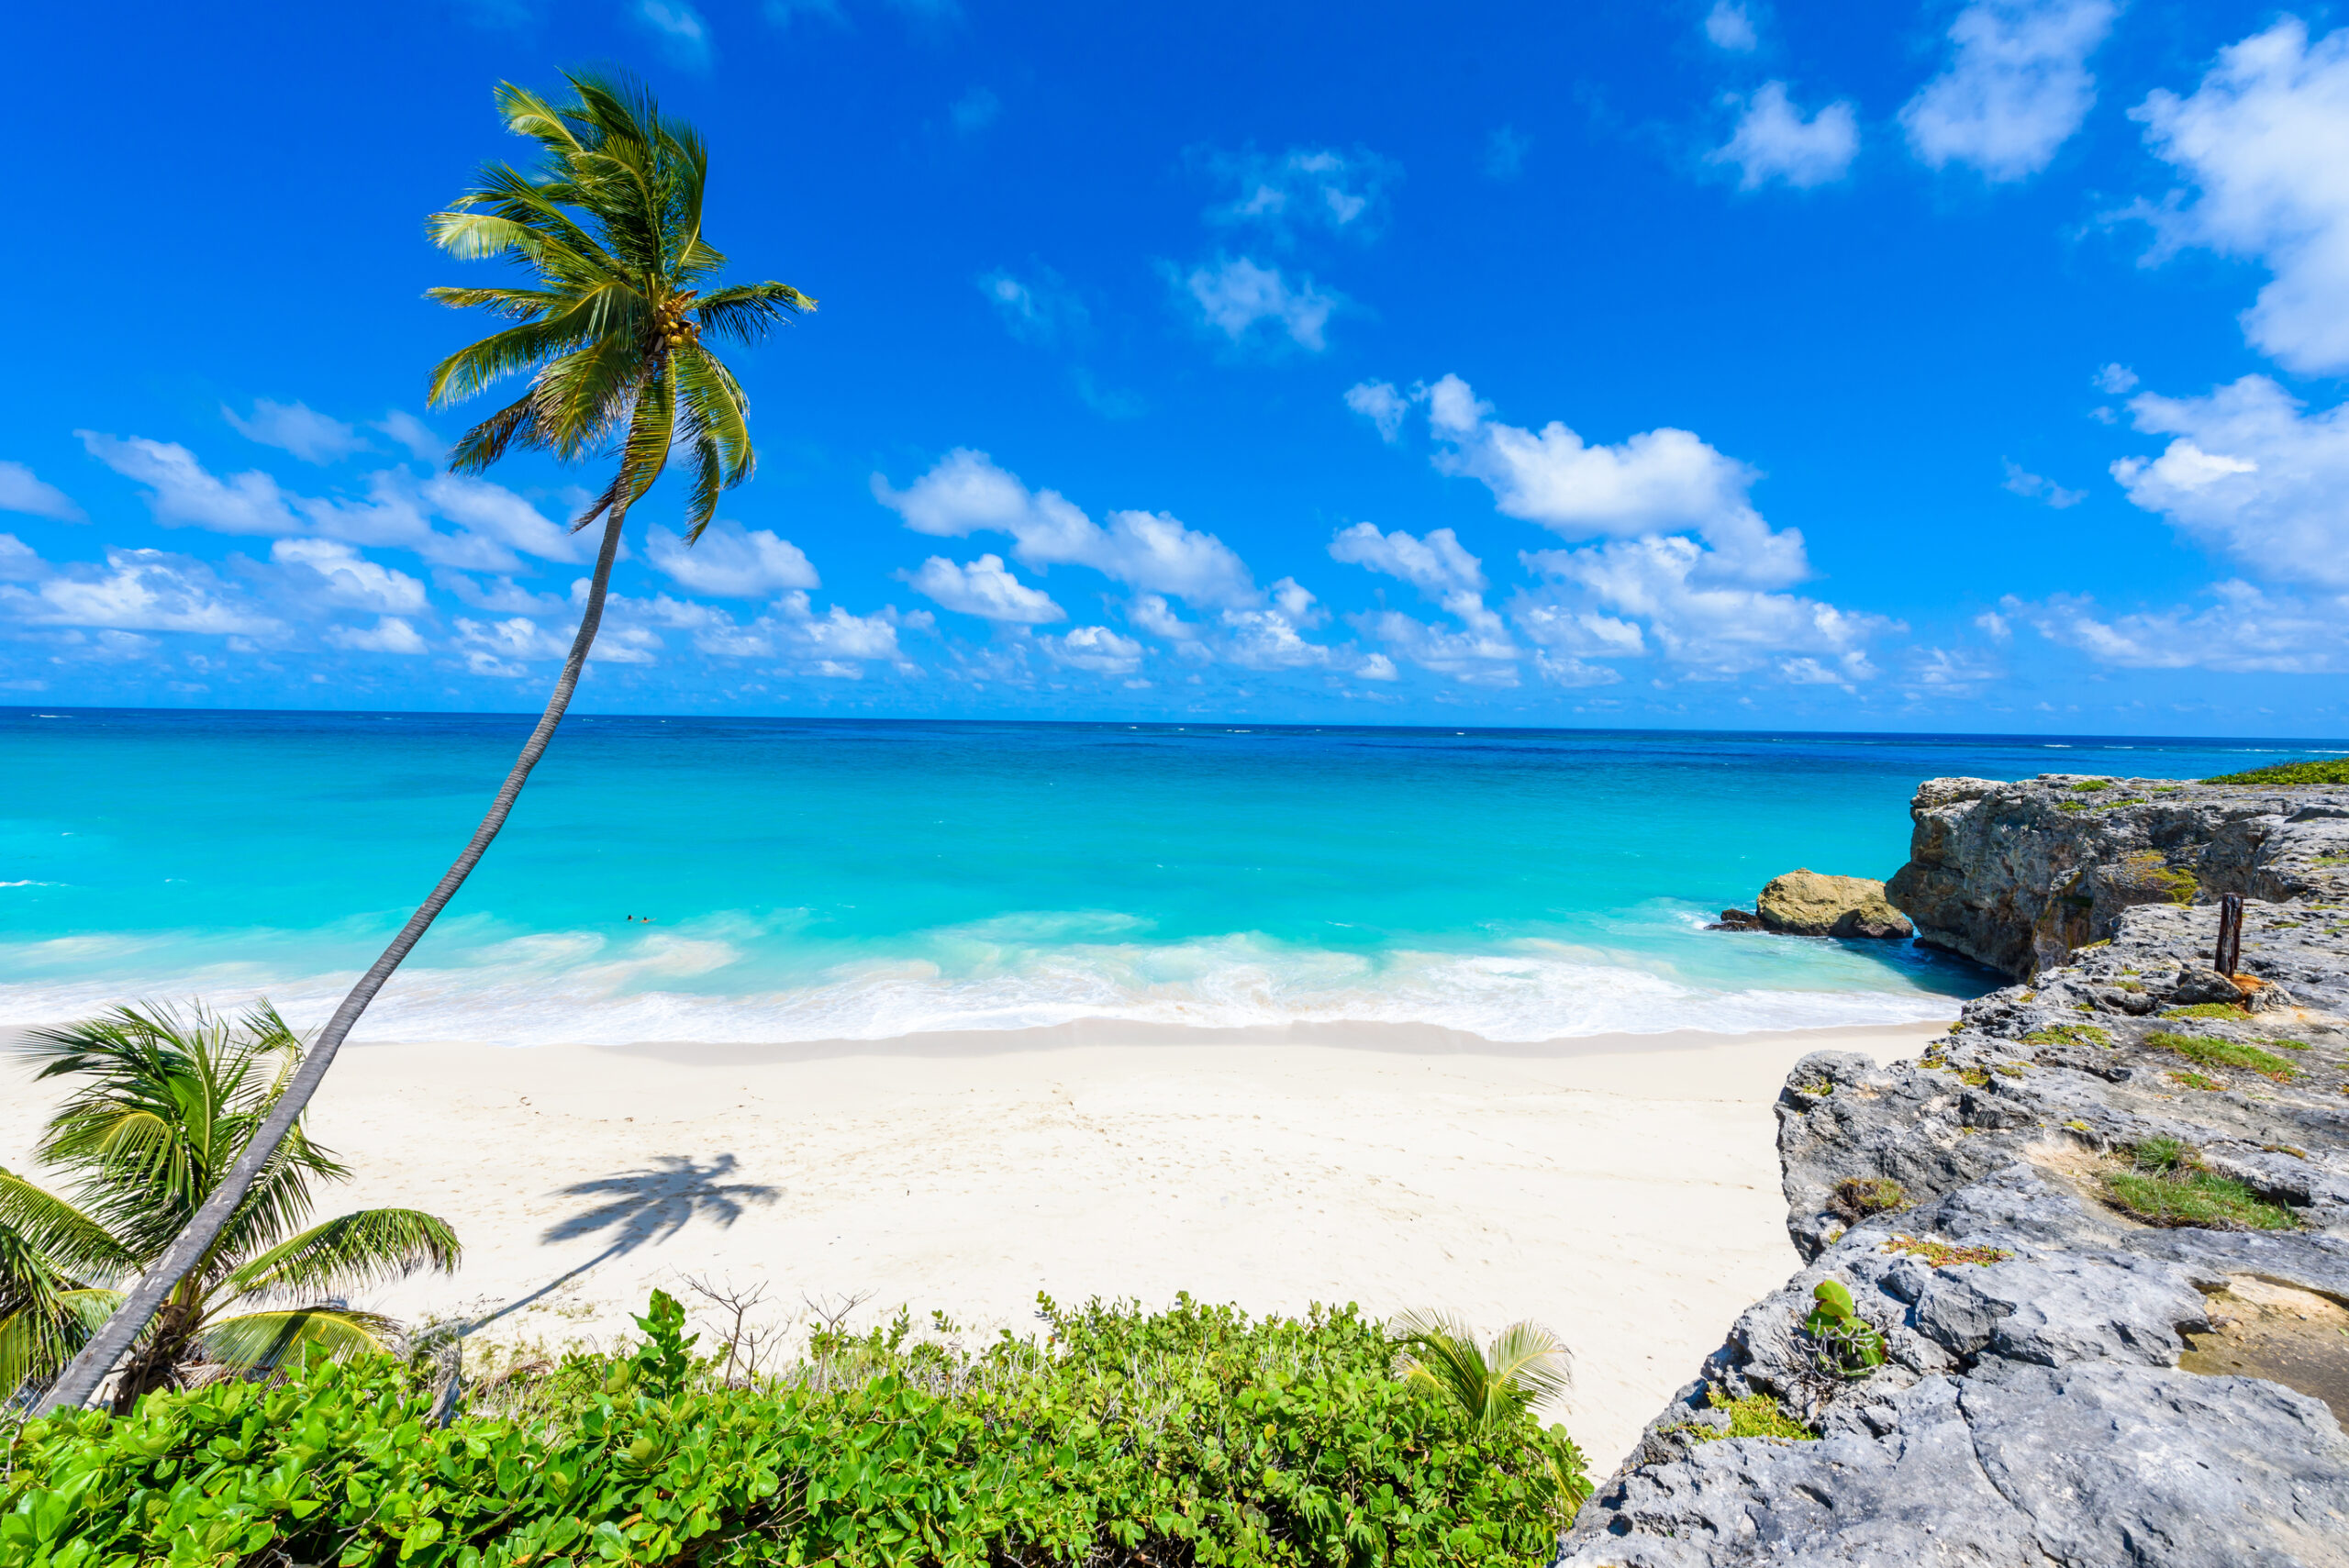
<box><xmin>0</xmin><ymin>925</ymin><xmax>1965</xmax><ymax>1047</ymax></box>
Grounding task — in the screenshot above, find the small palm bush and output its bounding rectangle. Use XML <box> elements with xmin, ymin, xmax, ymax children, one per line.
<box><xmin>1389</xmin><ymin>1309</ymin><xmax>1589</xmax><ymax>1512</ymax></box>
<box><xmin>0</xmin><ymin>1004</ymin><xmax>459</xmax><ymax>1411</ymax></box>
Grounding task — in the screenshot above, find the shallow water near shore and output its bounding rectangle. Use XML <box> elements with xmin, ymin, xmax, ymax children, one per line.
<box><xmin>0</xmin><ymin>711</ymin><xmax>2329</xmax><ymax>1044</ymax></box>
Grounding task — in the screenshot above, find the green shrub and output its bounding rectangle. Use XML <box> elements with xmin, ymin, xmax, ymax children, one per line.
<box><xmin>2146</xmin><ymin>1030</ymin><xmax>2302</xmax><ymax>1082</ymax></box>
<box><xmin>0</xmin><ymin>1295</ymin><xmax>1577</xmax><ymax>1568</ymax></box>
<box><xmin>1801</xmin><ymin>1280</ymin><xmax>1887</xmax><ymax>1378</ymax></box>
<box><xmin>2022</xmin><ymin>1023</ymin><xmax>2112</xmax><ymax>1048</ymax></box>
<box><xmin>2070</xmin><ymin>778</ymin><xmax>2113</xmax><ymax>792</ymax></box>
<box><xmin>1828</xmin><ymin>1177</ymin><xmax>1907</xmax><ymax>1221</ymax></box>
<box><xmin>2162</xmin><ymin>1002</ymin><xmax>2248</xmax><ymax>1020</ymax></box>
<box><xmin>2204</xmin><ymin>758</ymin><xmax>2349</xmax><ymax>786</ymax></box>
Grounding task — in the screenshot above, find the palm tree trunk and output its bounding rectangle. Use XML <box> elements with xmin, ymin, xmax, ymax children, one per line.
<box><xmin>34</xmin><ymin>501</ymin><xmax>633</xmax><ymax>1417</ymax></box>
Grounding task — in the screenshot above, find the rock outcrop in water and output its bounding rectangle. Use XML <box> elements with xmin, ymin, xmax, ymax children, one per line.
<box><xmin>1755</xmin><ymin>869</ymin><xmax>1913</xmax><ymax>940</ymax></box>
<box><xmin>1558</xmin><ymin>775</ymin><xmax>2349</xmax><ymax>1568</ymax></box>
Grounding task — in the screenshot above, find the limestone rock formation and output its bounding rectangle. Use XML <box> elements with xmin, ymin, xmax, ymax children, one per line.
<box><xmin>1885</xmin><ymin>773</ymin><xmax>2349</xmax><ymax>979</ymax></box>
<box><xmin>1560</xmin><ymin>778</ymin><xmax>2349</xmax><ymax>1568</ymax></box>
<box><xmin>1754</xmin><ymin>869</ymin><xmax>1914</xmax><ymax>940</ymax></box>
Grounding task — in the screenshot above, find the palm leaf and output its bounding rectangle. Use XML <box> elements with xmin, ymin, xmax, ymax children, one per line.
<box><xmin>1390</xmin><ymin>1309</ymin><xmax>1571</xmax><ymax>1429</ymax></box>
<box><xmin>0</xmin><ymin>1170</ymin><xmax>135</xmax><ymax>1278</ymax></box>
<box><xmin>194</xmin><ymin>1307</ymin><xmax>404</xmax><ymax>1371</ymax></box>
<box><xmin>0</xmin><ymin>1288</ymin><xmax>120</xmax><ymax>1398</ymax></box>
<box><xmin>226</xmin><ymin>1208</ymin><xmax>461</xmax><ymax>1300</ymax></box>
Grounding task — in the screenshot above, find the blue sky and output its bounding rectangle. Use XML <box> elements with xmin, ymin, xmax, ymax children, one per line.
<box><xmin>5</xmin><ymin>0</ymin><xmax>2348</xmax><ymax>733</ymax></box>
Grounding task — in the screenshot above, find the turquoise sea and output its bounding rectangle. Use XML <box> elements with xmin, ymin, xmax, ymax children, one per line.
<box><xmin>0</xmin><ymin>712</ymin><xmax>2333</xmax><ymax>1046</ymax></box>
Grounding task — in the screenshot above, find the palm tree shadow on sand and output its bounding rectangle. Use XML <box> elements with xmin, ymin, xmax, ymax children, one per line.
<box><xmin>465</xmin><ymin>1153</ymin><xmax>780</xmax><ymax>1332</ymax></box>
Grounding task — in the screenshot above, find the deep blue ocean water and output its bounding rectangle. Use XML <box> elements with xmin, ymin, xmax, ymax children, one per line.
<box><xmin>0</xmin><ymin>711</ymin><xmax>2334</xmax><ymax>1045</ymax></box>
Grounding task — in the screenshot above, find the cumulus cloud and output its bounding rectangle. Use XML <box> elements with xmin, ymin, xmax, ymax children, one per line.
<box><xmin>2110</xmin><ymin>373</ymin><xmax>2349</xmax><ymax>588</ymax></box>
<box><xmin>1</xmin><ymin>549</ymin><xmax>281</xmax><ymax>636</ymax></box>
<box><xmin>0</xmin><ymin>462</ymin><xmax>83</xmax><ymax>521</ymax></box>
<box><xmin>325</xmin><ymin>617</ymin><xmax>429</xmax><ymax>654</ymax></box>
<box><xmin>905</xmin><ymin>553</ymin><xmax>1065</xmax><ymax>623</ymax></box>
<box><xmin>0</xmin><ymin>534</ymin><xmax>44</xmax><ymax>580</ymax></box>
<box><xmin>2130</xmin><ymin>17</ymin><xmax>2349</xmax><ymax>373</ymax></box>
<box><xmin>1902</xmin><ymin>0</ymin><xmax>2117</xmax><ymax>182</ymax></box>
<box><xmin>1705</xmin><ymin>1</ymin><xmax>1758</xmax><ymax>51</ymax></box>
<box><xmin>635</xmin><ymin>0</ymin><xmax>712</xmax><ymax>69</ymax></box>
<box><xmin>1328</xmin><ymin>522</ymin><xmax>1485</xmax><ymax>596</ymax></box>
<box><xmin>645</xmin><ymin>519</ymin><xmax>818</xmax><ymax>597</ymax></box>
<box><xmin>1047</xmin><ymin>625</ymin><xmax>1145</xmax><ymax>674</ymax></box>
<box><xmin>978</xmin><ymin>267</ymin><xmax>1087</xmax><ymax>345</ymax></box>
<box><xmin>223</xmin><ymin>399</ymin><xmax>371</xmax><ymax>464</ymax></box>
<box><xmin>874</xmin><ymin>449</ymin><xmax>1260</xmax><ymax>607</ymax></box>
<box><xmin>78</xmin><ymin>431</ymin><xmax>586</xmax><ymax>573</ymax></box>
<box><xmin>1484</xmin><ymin>128</ymin><xmax>1531</xmax><ymax>181</ymax></box>
<box><xmin>1203</xmin><ymin>146</ymin><xmax>1397</xmax><ymax>241</ymax></box>
<box><xmin>270</xmin><ymin>538</ymin><xmax>429</xmax><ymax>615</ymax></box>
<box><xmin>1179</xmin><ymin>257</ymin><xmax>1340</xmax><ymax>351</ymax></box>
<box><xmin>1344</xmin><ymin>381</ymin><xmax>1410</xmax><ymax>442</ymax></box>
<box><xmin>1415</xmin><ymin>373</ymin><xmax>1809</xmax><ymax>585</ymax></box>
<box><xmin>2009</xmin><ymin>583</ymin><xmax>2349</xmax><ymax>673</ymax></box>
<box><xmin>1710</xmin><ymin>82</ymin><xmax>1859</xmax><ymax>190</ymax></box>
<box><xmin>1519</xmin><ymin>537</ymin><xmax>1894</xmax><ymax>685</ymax></box>
<box><xmin>2001</xmin><ymin>459</ymin><xmax>2087</xmax><ymax>507</ymax></box>
<box><xmin>373</xmin><ymin>411</ymin><xmax>444</xmax><ymax>462</ymax></box>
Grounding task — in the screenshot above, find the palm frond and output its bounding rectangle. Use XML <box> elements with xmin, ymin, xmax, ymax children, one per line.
<box><xmin>0</xmin><ymin>1288</ymin><xmax>120</xmax><ymax>1398</ymax></box>
<box><xmin>226</xmin><ymin>1208</ymin><xmax>461</xmax><ymax>1301</ymax></box>
<box><xmin>0</xmin><ymin>1170</ymin><xmax>135</xmax><ymax>1279</ymax></box>
<box><xmin>194</xmin><ymin>1307</ymin><xmax>404</xmax><ymax>1372</ymax></box>
<box><xmin>446</xmin><ymin>392</ymin><xmax>541</xmax><ymax>475</ymax></box>
<box><xmin>1390</xmin><ymin>1309</ymin><xmax>1571</xmax><ymax>1429</ymax></box>
<box><xmin>695</xmin><ymin>282</ymin><xmax>814</xmax><ymax>346</ymax></box>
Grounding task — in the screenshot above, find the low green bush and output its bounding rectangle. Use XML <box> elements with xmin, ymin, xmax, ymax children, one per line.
<box><xmin>0</xmin><ymin>1294</ymin><xmax>1582</xmax><ymax>1568</ymax></box>
<box><xmin>2100</xmin><ymin>1140</ymin><xmax>2299</xmax><ymax>1231</ymax></box>
<box><xmin>1671</xmin><ymin>1388</ymin><xmax>1816</xmax><ymax>1444</ymax></box>
<box><xmin>2204</xmin><ymin>759</ymin><xmax>2349</xmax><ymax>786</ymax></box>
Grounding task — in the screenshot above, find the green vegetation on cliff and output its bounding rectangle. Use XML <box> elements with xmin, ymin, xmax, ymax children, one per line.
<box><xmin>2203</xmin><ymin>758</ymin><xmax>2349</xmax><ymax>786</ymax></box>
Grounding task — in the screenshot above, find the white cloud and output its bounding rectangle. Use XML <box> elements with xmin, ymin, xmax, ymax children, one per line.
<box><xmin>1902</xmin><ymin>0</ymin><xmax>2117</xmax><ymax>182</ymax></box>
<box><xmin>2094</xmin><ymin>362</ymin><xmax>2139</xmax><ymax>394</ymax></box>
<box><xmin>2110</xmin><ymin>373</ymin><xmax>2349</xmax><ymax>588</ymax></box>
<box><xmin>325</xmin><ymin>617</ymin><xmax>429</xmax><ymax>654</ymax></box>
<box><xmin>1705</xmin><ymin>1</ymin><xmax>1758</xmax><ymax>51</ymax></box>
<box><xmin>2011</xmin><ymin>583</ymin><xmax>2349</xmax><ymax>672</ymax></box>
<box><xmin>1343</xmin><ymin>381</ymin><xmax>1410</xmax><ymax>442</ymax></box>
<box><xmin>0</xmin><ymin>534</ymin><xmax>44</xmax><ymax>580</ymax></box>
<box><xmin>1418</xmin><ymin>373</ymin><xmax>1808</xmax><ymax>584</ymax></box>
<box><xmin>1328</xmin><ymin>522</ymin><xmax>1486</xmax><ymax>596</ymax></box>
<box><xmin>644</xmin><ymin>519</ymin><xmax>818</xmax><ymax>596</ymax></box>
<box><xmin>978</xmin><ymin>268</ymin><xmax>1087</xmax><ymax>344</ymax></box>
<box><xmin>1484</xmin><ymin>128</ymin><xmax>1531</xmax><ymax>181</ymax></box>
<box><xmin>1</xmin><ymin>549</ymin><xmax>280</xmax><ymax>635</ymax></box>
<box><xmin>2130</xmin><ymin>17</ymin><xmax>2349</xmax><ymax>373</ymax></box>
<box><xmin>951</xmin><ymin>87</ymin><xmax>999</xmax><ymax>132</ymax></box>
<box><xmin>1710</xmin><ymin>82</ymin><xmax>1858</xmax><ymax>190</ymax></box>
<box><xmin>1181</xmin><ymin>257</ymin><xmax>1339</xmax><ymax>351</ymax></box>
<box><xmin>874</xmin><ymin>449</ymin><xmax>1259</xmax><ymax>606</ymax></box>
<box><xmin>1047</xmin><ymin>625</ymin><xmax>1144</xmax><ymax>674</ymax></box>
<box><xmin>1518</xmin><ymin>536</ymin><xmax>1894</xmax><ymax>684</ymax></box>
<box><xmin>417</xmin><ymin>473</ymin><xmax>587</xmax><ymax>562</ymax></box>
<box><xmin>455</xmin><ymin>616</ymin><xmax>570</xmax><ymax>665</ymax></box>
<box><xmin>1216</xmin><ymin>607</ymin><xmax>1331</xmax><ymax>670</ymax></box>
<box><xmin>270</xmin><ymin>539</ymin><xmax>429</xmax><ymax>615</ymax></box>
<box><xmin>905</xmin><ymin>553</ymin><xmax>1065</xmax><ymax>623</ymax></box>
<box><xmin>0</xmin><ymin>462</ymin><xmax>83</xmax><ymax>522</ymax></box>
<box><xmin>223</xmin><ymin>399</ymin><xmax>370</xmax><ymax>464</ymax></box>
<box><xmin>1204</xmin><ymin>146</ymin><xmax>1397</xmax><ymax>240</ymax></box>
<box><xmin>81</xmin><ymin>432</ymin><xmax>302</xmax><ymax>535</ymax></box>
<box><xmin>1129</xmin><ymin>595</ymin><xmax>1199</xmax><ymax>641</ymax></box>
<box><xmin>1356</xmin><ymin>652</ymin><xmax>1399</xmax><ymax>681</ymax></box>
<box><xmin>636</xmin><ymin>0</ymin><xmax>712</xmax><ymax>68</ymax></box>
<box><xmin>2000</xmin><ymin>459</ymin><xmax>2087</xmax><ymax>507</ymax></box>
<box><xmin>373</xmin><ymin>411</ymin><xmax>444</xmax><ymax>462</ymax></box>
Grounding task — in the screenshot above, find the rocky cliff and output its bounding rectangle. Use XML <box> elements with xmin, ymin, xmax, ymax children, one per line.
<box><xmin>1886</xmin><ymin>773</ymin><xmax>2349</xmax><ymax>979</ymax></box>
<box><xmin>1558</xmin><ymin>776</ymin><xmax>2349</xmax><ymax>1568</ymax></box>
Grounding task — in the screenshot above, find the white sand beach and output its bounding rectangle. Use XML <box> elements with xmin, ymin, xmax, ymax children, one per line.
<box><xmin>0</xmin><ymin>1018</ymin><xmax>1943</xmax><ymax>1469</ymax></box>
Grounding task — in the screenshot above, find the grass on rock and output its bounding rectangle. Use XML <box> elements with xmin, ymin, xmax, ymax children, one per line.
<box><xmin>2147</xmin><ymin>1030</ymin><xmax>2303</xmax><ymax>1082</ymax></box>
<box><xmin>2100</xmin><ymin>1139</ymin><xmax>2299</xmax><ymax>1231</ymax></box>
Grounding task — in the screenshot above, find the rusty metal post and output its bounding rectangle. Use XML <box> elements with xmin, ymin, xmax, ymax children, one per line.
<box><xmin>2215</xmin><ymin>892</ymin><xmax>2243</xmax><ymax>977</ymax></box>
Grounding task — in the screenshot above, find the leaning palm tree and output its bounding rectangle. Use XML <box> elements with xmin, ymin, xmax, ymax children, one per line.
<box><xmin>32</xmin><ymin>72</ymin><xmax>812</xmax><ymax>1416</ymax></box>
<box><xmin>3</xmin><ymin>1005</ymin><xmax>458</xmax><ymax>1412</ymax></box>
